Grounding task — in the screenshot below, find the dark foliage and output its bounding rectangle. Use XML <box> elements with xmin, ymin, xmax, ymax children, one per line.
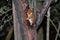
<box><xmin>0</xmin><ymin>0</ymin><xmax>13</xmax><ymax>40</ymax></box>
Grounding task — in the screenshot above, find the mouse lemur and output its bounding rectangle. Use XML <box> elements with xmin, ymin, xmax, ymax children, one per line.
<box><xmin>26</xmin><ymin>7</ymin><xmax>35</xmax><ymax>26</ymax></box>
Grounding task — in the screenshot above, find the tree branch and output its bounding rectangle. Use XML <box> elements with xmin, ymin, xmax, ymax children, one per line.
<box><xmin>13</xmin><ymin>0</ymin><xmax>28</xmax><ymax>40</ymax></box>
<box><xmin>36</xmin><ymin>0</ymin><xmax>53</xmax><ymax>29</ymax></box>
<box><xmin>13</xmin><ymin>0</ymin><xmax>53</xmax><ymax>40</ymax></box>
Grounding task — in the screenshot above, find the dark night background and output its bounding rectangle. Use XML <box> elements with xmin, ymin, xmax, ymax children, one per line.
<box><xmin>0</xmin><ymin>0</ymin><xmax>60</xmax><ymax>40</ymax></box>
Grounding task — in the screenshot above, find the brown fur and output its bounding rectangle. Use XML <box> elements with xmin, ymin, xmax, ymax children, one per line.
<box><xmin>27</xmin><ymin>9</ymin><xmax>35</xmax><ymax>25</ymax></box>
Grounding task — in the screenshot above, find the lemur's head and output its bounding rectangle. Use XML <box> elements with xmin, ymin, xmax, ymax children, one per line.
<box><xmin>27</xmin><ymin>9</ymin><xmax>32</xmax><ymax>15</ymax></box>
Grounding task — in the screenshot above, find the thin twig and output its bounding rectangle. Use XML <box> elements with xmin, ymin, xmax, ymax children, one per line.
<box><xmin>45</xmin><ymin>15</ymin><xmax>57</xmax><ymax>31</ymax></box>
<box><xmin>55</xmin><ymin>23</ymin><xmax>60</xmax><ymax>40</ymax></box>
<box><xmin>46</xmin><ymin>7</ymin><xmax>50</xmax><ymax>40</ymax></box>
<box><xmin>5</xmin><ymin>27</ymin><xmax>14</xmax><ymax>40</ymax></box>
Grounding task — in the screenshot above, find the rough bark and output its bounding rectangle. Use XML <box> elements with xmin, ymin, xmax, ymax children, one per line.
<box><xmin>13</xmin><ymin>0</ymin><xmax>53</xmax><ymax>40</ymax></box>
